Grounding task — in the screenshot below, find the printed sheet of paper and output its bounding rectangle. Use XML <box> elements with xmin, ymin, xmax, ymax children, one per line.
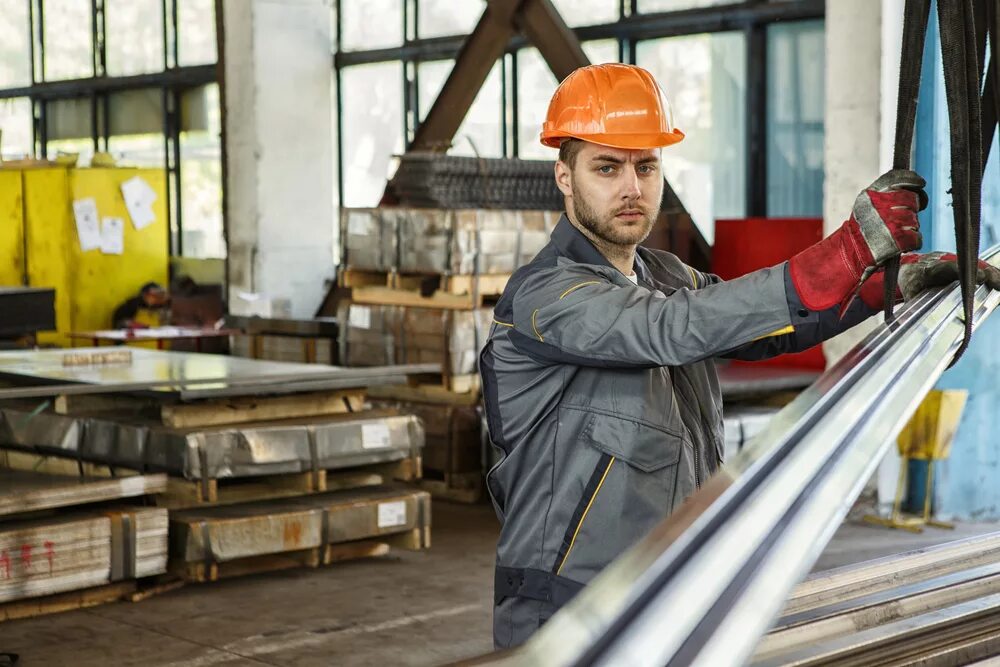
<box><xmin>120</xmin><ymin>176</ymin><xmax>158</xmax><ymax>230</ymax></box>
<box><xmin>100</xmin><ymin>217</ymin><xmax>125</xmax><ymax>255</ymax></box>
<box><xmin>73</xmin><ymin>198</ymin><xmax>102</xmax><ymax>251</ymax></box>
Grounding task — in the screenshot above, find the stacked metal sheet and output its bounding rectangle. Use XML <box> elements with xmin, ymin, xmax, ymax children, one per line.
<box><xmin>338</xmin><ymin>303</ymin><xmax>490</xmax><ymax>375</ymax></box>
<box><xmin>0</xmin><ymin>506</ymin><xmax>168</xmax><ymax>604</ymax></box>
<box><xmin>385</xmin><ymin>153</ymin><xmax>563</xmax><ymax>210</ymax></box>
<box><xmin>0</xmin><ymin>407</ymin><xmax>424</xmax><ymax>481</ymax></box>
<box><xmin>341</xmin><ymin>208</ymin><xmax>558</xmax><ymax>274</ymax></box>
<box><xmin>169</xmin><ymin>486</ymin><xmax>430</xmax><ymax>576</ymax></box>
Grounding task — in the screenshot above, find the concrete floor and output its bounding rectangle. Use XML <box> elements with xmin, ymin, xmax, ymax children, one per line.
<box><xmin>0</xmin><ymin>501</ymin><xmax>995</xmax><ymax>667</ymax></box>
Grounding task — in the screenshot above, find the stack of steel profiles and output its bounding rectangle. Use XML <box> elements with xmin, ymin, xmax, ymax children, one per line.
<box><xmin>480</xmin><ymin>244</ymin><xmax>1000</xmax><ymax>666</ymax></box>
<box><xmin>753</xmin><ymin>532</ymin><xmax>1000</xmax><ymax>665</ymax></box>
<box><xmin>0</xmin><ymin>406</ymin><xmax>424</xmax><ymax>482</ymax></box>
<box><xmin>385</xmin><ymin>153</ymin><xmax>563</xmax><ymax>211</ymax></box>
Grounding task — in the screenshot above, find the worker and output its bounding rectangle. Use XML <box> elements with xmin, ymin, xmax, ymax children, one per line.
<box><xmin>480</xmin><ymin>63</ymin><xmax>1000</xmax><ymax>649</ymax></box>
<box><xmin>111</xmin><ymin>282</ymin><xmax>169</xmax><ymax>329</ymax></box>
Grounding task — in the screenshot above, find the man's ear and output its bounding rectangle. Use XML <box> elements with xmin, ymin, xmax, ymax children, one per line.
<box><xmin>554</xmin><ymin>160</ymin><xmax>573</xmax><ymax>197</ymax></box>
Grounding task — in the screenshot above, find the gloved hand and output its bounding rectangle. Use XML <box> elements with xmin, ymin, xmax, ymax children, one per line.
<box><xmin>789</xmin><ymin>169</ymin><xmax>926</xmax><ymax>311</ymax></box>
<box><xmin>858</xmin><ymin>252</ymin><xmax>1000</xmax><ymax>308</ymax></box>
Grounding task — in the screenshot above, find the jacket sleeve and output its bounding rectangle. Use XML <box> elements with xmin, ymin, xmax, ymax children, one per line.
<box><xmin>508</xmin><ymin>262</ymin><xmax>794</xmax><ymax>368</ymax></box>
<box><xmin>688</xmin><ymin>264</ymin><xmax>880</xmax><ymax>361</ymax></box>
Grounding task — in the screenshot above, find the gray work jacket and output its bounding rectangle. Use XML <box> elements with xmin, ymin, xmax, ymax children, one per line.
<box><xmin>481</xmin><ymin>215</ymin><xmax>875</xmax><ymax>647</ymax></box>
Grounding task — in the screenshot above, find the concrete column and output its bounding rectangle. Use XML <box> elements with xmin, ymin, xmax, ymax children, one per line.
<box><xmin>223</xmin><ymin>0</ymin><xmax>335</xmax><ymax>318</ymax></box>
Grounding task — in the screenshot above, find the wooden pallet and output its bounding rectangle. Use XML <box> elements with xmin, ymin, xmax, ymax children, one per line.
<box><xmin>367</xmin><ymin>382</ymin><xmax>482</xmax><ymax>406</ymax></box>
<box><xmin>339</xmin><ymin>268</ymin><xmax>508</xmax><ymax>309</ymax></box>
<box><xmin>0</xmin><ymin>581</ymin><xmax>136</xmax><ymax>622</ymax></box>
<box><xmin>404</xmin><ymin>373</ymin><xmax>480</xmax><ymax>395</ymax></box>
<box><xmin>157</xmin><ymin>456</ymin><xmax>422</xmax><ymax>509</ymax></box>
<box><xmin>419</xmin><ymin>471</ymin><xmax>484</xmax><ymax>504</ymax></box>
<box><xmin>175</xmin><ymin>529</ymin><xmax>428</xmax><ymax>583</ymax></box>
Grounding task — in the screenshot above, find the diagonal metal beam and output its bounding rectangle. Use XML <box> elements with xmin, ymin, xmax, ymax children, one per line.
<box><xmin>409</xmin><ymin>0</ymin><xmax>524</xmax><ymax>152</ymax></box>
<box><xmin>514</xmin><ymin>0</ymin><xmax>589</xmax><ymax>81</ymax></box>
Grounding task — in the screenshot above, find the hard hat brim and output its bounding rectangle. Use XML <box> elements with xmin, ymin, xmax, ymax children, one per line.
<box><xmin>540</xmin><ymin>129</ymin><xmax>686</xmax><ymax>150</ymax></box>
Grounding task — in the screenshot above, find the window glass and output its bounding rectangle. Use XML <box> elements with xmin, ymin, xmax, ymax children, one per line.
<box><xmin>515</xmin><ymin>47</ymin><xmax>557</xmax><ymax>160</ymax></box>
<box><xmin>451</xmin><ymin>60</ymin><xmax>502</xmax><ymax>157</ymax></box>
<box><xmin>341</xmin><ymin>0</ymin><xmax>402</xmax><ymax>51</ymax></box>
<box><xmin>106</xmin><ymin>0</ymin><xmax>164</xmax><ymax>75</ymax></box>
<box><xmin>584</xmin><ymin>39</ymin><xmax>619</xmax><ymax>64</ymax></box>
<box><xmin>43</xmin><ymin>0</ymin><xmax>93</xmax><ymax>81</ymax></box>
<box><xmin>178</xmin><ymin>0</ymin><xmax>218</xmax><ymax>66</ymax></box>
<box><xmin>0</xmin><ymin>2</ymin><xmax>31</xmax><ymax>88</ymax></box>
<box><xmin>418</xmin><ymin>0</ymin><xmax>484</xmax><ymax>38</ymax></box>
<box><xmin>550</xmin><ymin>0</ymin><xmax>618</xmax><ymax>27</ymax></box>
<box><xmin>637</xmin><ymin>32</ymin><xmax>746</xmax><ymax>243</ymax></box>
<box><xmin>766</xmin><ymin>20</ymin><xmax>824</xmax><ymax>217</ymax></box>
<box><xmin>179</xmin><ymin>83</ymin><xmax>224</xmax><ymax>258</ymax></box>
<box><xmin>640</xmin><ymin>0</ymin><xmax>734</xmax><ymax>11</ymax></box>
<box><xmin>342</xmin><ymin>62</ymin><xmax>404</xmax><ymax>207</ymax></box>
<box><xmin>0</xmin><ymin>98</ymin><xmax>33</xmax><ymax>160</ymax></box>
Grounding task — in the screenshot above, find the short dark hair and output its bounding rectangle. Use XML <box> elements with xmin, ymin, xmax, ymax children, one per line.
<box><xmin>558</xmin><ymin>138</ymin><xmax>584</xmax><ymax>169</ymax></box>
<box><xmin>140</xmin><ymin>282</ymin><xmax>164</xmax><ymax>295</ymax></box>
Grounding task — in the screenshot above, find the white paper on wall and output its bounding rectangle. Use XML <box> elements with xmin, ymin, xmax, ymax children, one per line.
<box><xmin>100</xmin><ymin>217</ymin><xmax>125</xmax><ymax>255</ymax></box>
<box><xmin>120</xmin><ymin>176</ymin><xmax>158</xmax><ymax>230</ymax></box>
<box><xmin>73</xmin><ymin>198</ymin><xmax>102</xmax><ymax>252</ymax></box>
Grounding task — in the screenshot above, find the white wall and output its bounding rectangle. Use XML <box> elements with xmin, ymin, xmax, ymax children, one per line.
<box><xmin>223</xmin><ymin>0</ymin><xmax>336</xmax><ymax>318</ymax></box>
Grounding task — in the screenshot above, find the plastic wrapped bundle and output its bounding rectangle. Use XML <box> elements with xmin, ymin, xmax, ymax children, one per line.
<box><xmin>338</xmin><ymin>303</ymin><xmax>491</xmax><ymax>375</ymax></box>
<box><xmin>341</xmin><ymin>208</ymin><xmax>397</xmax><ymax>271</ymax></box>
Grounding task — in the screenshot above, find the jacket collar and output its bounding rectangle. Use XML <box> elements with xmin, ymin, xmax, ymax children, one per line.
<box><xmin>551</xmin><ymin>213</ymin><xmax>652</xmax><ymax>283</ymax></box>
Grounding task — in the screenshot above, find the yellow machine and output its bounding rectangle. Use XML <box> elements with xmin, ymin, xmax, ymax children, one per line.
<box><xmin>865</xmin><ymin>389</ymin><xmax>968</xmax><ymax>533</ymax></box>
<box><xmin>0</xmin><ymin>164</ymin><xmax>169</xmax><ymax>346</ymax></box>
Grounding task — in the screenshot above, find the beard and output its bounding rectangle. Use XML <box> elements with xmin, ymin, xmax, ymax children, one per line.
<box><xmin>571</xmin><ymin>180</ymin><xmax>659</xmax><ymax>247</ymax></box>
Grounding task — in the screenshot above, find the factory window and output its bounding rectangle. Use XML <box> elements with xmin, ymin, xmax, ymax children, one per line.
<box><xmin>0</xmin><ymin>98</ymin><xmax>33</xmax><ymax>160</ymax></box>
<box><xmin>178</xmin><ymin>0</ymin><xmax>218</xmax><ymax>66</ymax></box>
<box><xmin>0</xmin><ymin>1</ymin><xmax>31</xmax><ymax>89</ymax></box>
<box><xmin>340</xmin><ymin>0</ymin><xmax>403</xmax><ymax>51</ymax></box>
<box><xmin>639</xmin><ymin>0</ymin><xmax>735</xmax><ymax>11</ymax></box>
<box><xmin>42</xmin><ymin>0</ymin><xmax>94</xmax><ymax>81</ymax></box>
<box><xmin>766</xmin><ymin>19</ymin><xmax>825</xmax><ymax>217</ymax></box>
<box><xmin>637</xmin><ymin>31</ymin><xmax>747</xmax><ymax>243</ymax></box>
<box><xmin>418</xmin><ymin>0</ymin><xmax>485</xmax><ymax>39</ymax></box>
<box><xmin>0</xmin><ymin>0</ymin><xmax>222</xmax><ymax>258</ymax></box>
<box><xmin>334</xmin><ymin>1</ymin><xmax>825</xmax><ymax>246</ymax></box>
<box><xmin>341</xmin><ymin>61</ymin><xmax>404</xmax><ymax>207</ymax></box>
<box><xmin>106</xmin><ymin>0</ymin><xmax>165</xmax><ymax>76</ymax></box>
<box><xmin>550</xmin><ymin>0</ymin><xmax>619</xmax><ymax>27</ymax></box>
<box><xmin>451</xmin><ymin>61</ymin><xmax>504</xmax><ymax>158</ymax></box>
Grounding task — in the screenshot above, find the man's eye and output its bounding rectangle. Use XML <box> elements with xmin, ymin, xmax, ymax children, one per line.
<box><xmin>598</xmin><ymin>165</ymin><xmax>615</xmax><ymax>174</ymax></box>
<box><xmin>638</xmin><ymin>164</ymin><xmax>657</xmax><ymax>174</ymax></box>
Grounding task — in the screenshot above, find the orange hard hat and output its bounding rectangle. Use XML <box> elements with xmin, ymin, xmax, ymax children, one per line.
<box><xmin>540</xmin><ymin>63</ymin><xmax>685</xmax><ymax>150</ymax></box>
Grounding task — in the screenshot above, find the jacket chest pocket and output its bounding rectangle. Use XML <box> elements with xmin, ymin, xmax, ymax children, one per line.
<box><xmin>553</xmin><ymin>409</ymin><xmax>696</xmax><ymax>581</ymax></box>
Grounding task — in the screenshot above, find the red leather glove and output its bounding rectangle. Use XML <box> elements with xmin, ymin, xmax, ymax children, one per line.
<box><xmin>858</xmin><ymin>252</ymin><xmax>1000</xmax><ymax>309</ymax></box>
<box><xmin>789</xmin><ymin>170</ymin><xmax>926</xmax><ymax>312</ymax></box>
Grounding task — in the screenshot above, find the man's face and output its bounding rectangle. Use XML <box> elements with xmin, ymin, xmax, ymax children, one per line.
<box><xmin>142</xmin><ymin>288</ymin><xmax>168</xmax><ymax>308</ymax></box>
<box><xmin>555</xmin><ymin>142</ymin><xmax>663</xmax><ymax>247</ymax></box>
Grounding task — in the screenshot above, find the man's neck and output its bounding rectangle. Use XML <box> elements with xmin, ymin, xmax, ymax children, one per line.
<box><xmin>567</xmin><ymin>214</ymin><xmax>637</xmax><ymax>277</ymax></box>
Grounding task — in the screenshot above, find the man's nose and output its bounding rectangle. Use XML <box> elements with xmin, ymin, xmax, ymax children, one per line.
<box><xmin>621</xmin><ymin>167</ymin><xmax>642</xmax><ymax>200</ymax></box>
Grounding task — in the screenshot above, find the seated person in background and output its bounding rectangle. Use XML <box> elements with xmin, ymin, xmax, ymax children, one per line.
<box><xmin>111</xmin><ymin>282</ymin><xmax>170</xmax><ymax>329</ymax></box>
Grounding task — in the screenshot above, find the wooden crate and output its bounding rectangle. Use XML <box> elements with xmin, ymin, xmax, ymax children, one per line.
<box><xmin>169</xmin><ymin>486</ymin><xmax>432</xmax><ymax>583</ymax></box>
